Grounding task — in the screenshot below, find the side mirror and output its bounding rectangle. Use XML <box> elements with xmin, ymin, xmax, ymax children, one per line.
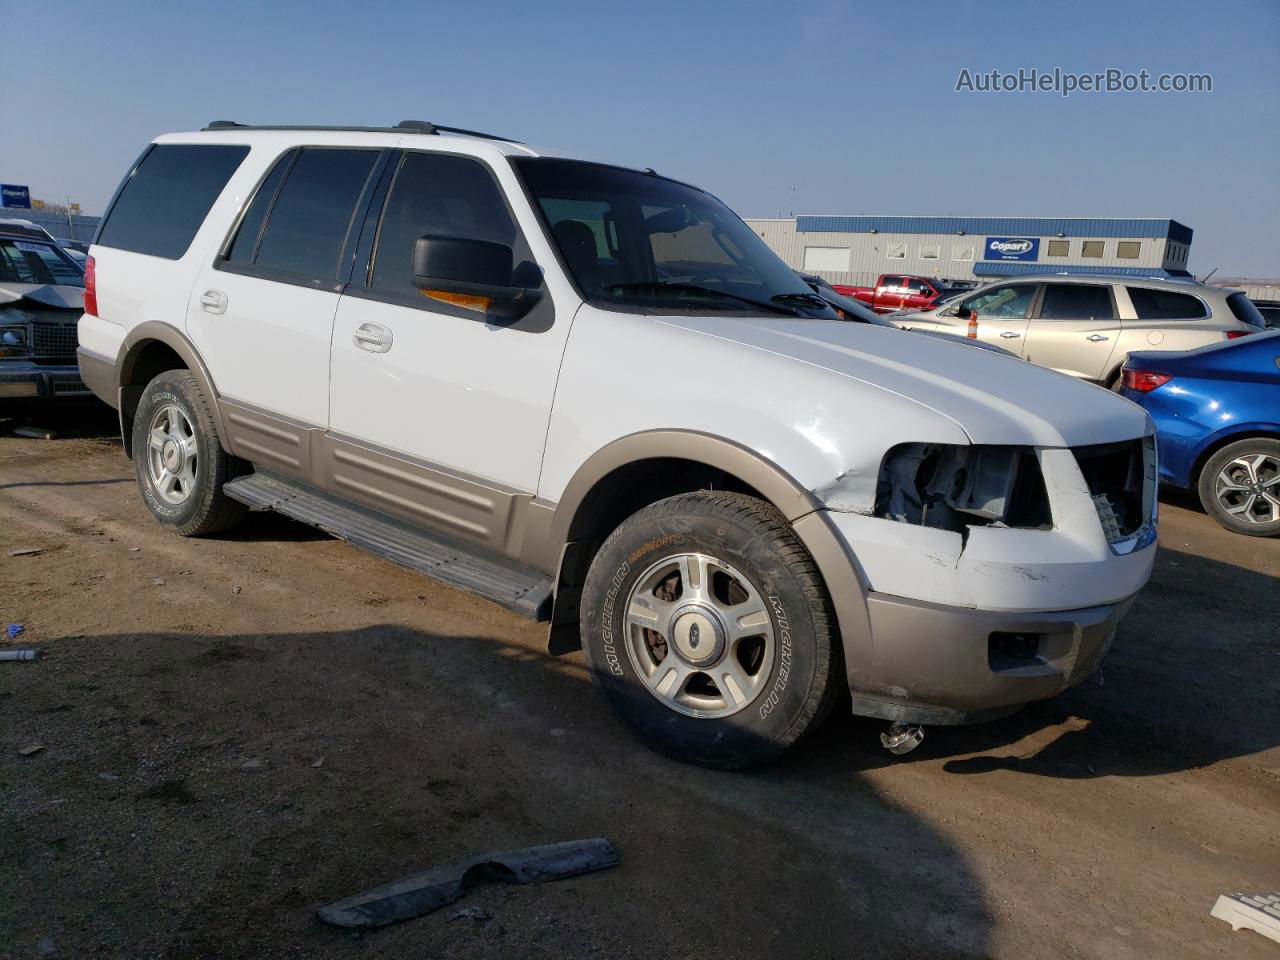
<box><xmin>412</xmin><ymin>235</ymin><xmax>542</xmax><ymax>319</ymax></box>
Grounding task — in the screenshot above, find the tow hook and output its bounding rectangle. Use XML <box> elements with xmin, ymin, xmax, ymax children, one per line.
<box><xmin>880</xmin><ymin>722</ymin><xmax>925</xmax><ymax>756</ymax></box>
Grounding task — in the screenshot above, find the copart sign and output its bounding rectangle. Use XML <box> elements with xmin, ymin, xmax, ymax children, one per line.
<box><xmin>984</xmin><ymin>237</ymin><xmax>1039</xmax><ymax>261</ymax></box>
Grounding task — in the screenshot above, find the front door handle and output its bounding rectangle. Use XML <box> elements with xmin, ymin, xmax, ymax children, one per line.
<box><xmin>200</xmin><ymin>289</ymin><xmax>228</xmax><ymax>315</ymax></box>
<box><xmin>353</xmin><ymin>322</ymin><xmax>394</xmax><ymax>353</ymax></box>
<box><xmin>999</xmin><ymin>331</ymin><xmax>1022</xmax><ymax>339</ymax></box>
<box><xmin>1086</xmin><ymin>334</ymin><xmax>1110</xmax><ymax>342</ymax></box>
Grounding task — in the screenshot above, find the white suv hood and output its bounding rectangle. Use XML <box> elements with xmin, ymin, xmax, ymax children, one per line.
<box><xmin>657</xmin><ymin>315</ymin><xmax>1150</xmax><ymax>448</ymax></box>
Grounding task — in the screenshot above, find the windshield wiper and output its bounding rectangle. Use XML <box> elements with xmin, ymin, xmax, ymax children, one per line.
<box><xmin>770</xmin><ymin>292</ymin><xmax>831</xmax><ymax>310</ymax></box>
<box><xmin>605</xmin><ymin>281</ymin><xmax>801</xmax><ymax>317</ymax></box>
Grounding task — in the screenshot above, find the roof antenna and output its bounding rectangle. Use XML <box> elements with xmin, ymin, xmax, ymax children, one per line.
<box><xmin>1198</xmin><ymin>266</ymin><xmax>1219</xmax><ymax>284</ymax></box>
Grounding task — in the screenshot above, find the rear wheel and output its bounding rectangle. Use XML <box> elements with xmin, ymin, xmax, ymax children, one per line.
<box><xmin>1198</xmin><ymin>438</ymin><xmax>1280</xmax><ymax>537</ymax></box>
<box><xmin>132</xmin><ymin>370</ymin><xmax>245</xmax><ymax>536</ymax></box>
<box><xmin>579</xmin><ymin>491</ymin><xmax>841</xmax><ymax>768</ymax></box>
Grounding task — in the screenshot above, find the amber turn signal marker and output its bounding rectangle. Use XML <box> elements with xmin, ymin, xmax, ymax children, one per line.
<box><xmin>421</xmin><ymin>290</ymin><xmax>491</xmax><ymax>312</ymax></box>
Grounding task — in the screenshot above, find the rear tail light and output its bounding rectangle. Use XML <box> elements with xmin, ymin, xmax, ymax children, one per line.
<box><xmin>1120</xmin><ymin>368</ymin><xmax>1172</xmax><ymax>392</ymax></box>
<box><xmin>83</xmin><ymin>255</ymin><xmax>98</xmax><ymax>317</ymax></box>
<box><xmin>1225</xmin><ymin>330</ymin><xmax>1252</xmax><ymax>340</ymax></box>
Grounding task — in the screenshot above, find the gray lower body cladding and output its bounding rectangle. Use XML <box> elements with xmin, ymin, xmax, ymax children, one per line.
<box><xmin>848</xmin><ymin>592</ymin><xmax>1133</xmax><ymax>725</ymax></box>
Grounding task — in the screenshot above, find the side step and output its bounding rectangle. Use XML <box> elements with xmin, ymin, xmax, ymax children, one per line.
<box><xmin>223</xmin><ymin>473</ymin><xmax>553</xmax><ymax>620</ymax></box>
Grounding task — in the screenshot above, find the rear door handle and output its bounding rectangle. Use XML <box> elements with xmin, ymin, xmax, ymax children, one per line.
<box><xmin>353</xmin><ymin>322</ymin><xmax>394</xmax><ymax>353</ymax></box>
<box><xmin>1086</xmin><ymin>334</ymin><xmax>1110</xmax><ymax>342</ymax></box>
<box><xmin>199</xmin><ymin>289</ymin><xmax>228</xmax><ymax>315</ymax></box>
<box><xmin>999</xmin><ymin>331</ymin><xmax>1021</xmax><ymax>339</ymax></box>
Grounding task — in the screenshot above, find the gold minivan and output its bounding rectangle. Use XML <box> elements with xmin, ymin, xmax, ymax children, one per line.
<box><xmin>896</xmin><ymin>275</ymin><xmax>1266</xmax><ymax>385</ymax></box>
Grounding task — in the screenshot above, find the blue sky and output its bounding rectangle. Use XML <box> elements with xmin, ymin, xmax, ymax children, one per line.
<box><xmin>6</xmin><ymin>0</ymin><xmax>1278</xmax><ymax>276</ymax></box>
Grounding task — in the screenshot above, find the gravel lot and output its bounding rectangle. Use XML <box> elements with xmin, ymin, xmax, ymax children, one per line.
<box><xmin>2</xmin><ymin>401</ymin><xmax>1278</xmax><ymax>960</ymax></box>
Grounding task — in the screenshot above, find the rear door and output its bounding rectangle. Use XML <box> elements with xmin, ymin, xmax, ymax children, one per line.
<box><xmin>1022</xmin><ymin>282</ymin><xmax>1119</xmax><ymax>380</ymax></box>
<box><xmin>187</xmin><ymin>146</ymin><xmax>385</xmax><ymax>436</ymax></box>
<box><xmin>955</xmin><ymin>282</ymin><xmax>1036</xmax><ymax>353</ymax></box>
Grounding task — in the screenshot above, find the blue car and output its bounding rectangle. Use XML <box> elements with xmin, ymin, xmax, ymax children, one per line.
<box><xmin>1120</xmin><ymin>331</ymin><xmax>1280</xmax><ymax>537</ymax></box>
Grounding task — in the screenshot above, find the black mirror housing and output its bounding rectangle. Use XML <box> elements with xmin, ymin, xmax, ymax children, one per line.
<box><xmin>412</xmin><ymin>235</ymin><xmax>542</xmax><ymax>319</ymax></box>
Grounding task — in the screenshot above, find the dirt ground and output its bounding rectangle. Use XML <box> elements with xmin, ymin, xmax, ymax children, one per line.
<box><xmin>2</xmin><ymin>400</ymin><xmax>1278</xmax><ymax>960</ymax></box>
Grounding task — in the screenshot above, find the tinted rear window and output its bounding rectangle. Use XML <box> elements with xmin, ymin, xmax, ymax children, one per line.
<box><xmin>225</xmin><ymin>150</ymin><xmax>294</xmax><ymax>264</ymax></box>
<box><xmin>1039</xmin><ymin>283</ymin><xmax>1113</xmax><ymax>320</ymax></box>
<box><xmin>1126</xmin><ymin>286</ymin><xmax>1207</xmax><ymax>320</ymax></box>
<box><xmin>1226</xmin><ymin>292</ymin><xmax>1266</xmax><ymax>329</ymax></box>
<box><xmin>97</xmin><ymin>144</ymin><xmax>249</xmax><ymax>259</ymax></box>
<box><xmin>251</xmin><ymin>148</ymin><xmax>379</xmax><ymax>281</ymax></box>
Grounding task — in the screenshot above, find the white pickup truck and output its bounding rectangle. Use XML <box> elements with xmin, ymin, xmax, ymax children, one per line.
<box><xmin>77</xmin><ymin>121</ymin><xmax>1157</xmax><ymax>767</ymax></box>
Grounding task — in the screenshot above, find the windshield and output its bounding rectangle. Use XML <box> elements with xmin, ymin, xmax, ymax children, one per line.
<box><xmin>0</xmin><ymin>236</ymin><xmax>84</xmax><ymax>287</ymax></box>
<box><xmin>515</xmin><ymin>158</ymin><xmax>831</xmax><ymax>316</ymax></box>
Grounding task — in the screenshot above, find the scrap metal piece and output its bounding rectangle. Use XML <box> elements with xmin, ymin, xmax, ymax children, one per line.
<box><xmin>880</xmin><ymin>722</ymin><xmax>925</xmax><ymax>756</ymax></box>
<box><xmin>316</xmin><ymin>838</ymin><xmax>619</xmax><ymax>930</ymax></box>
<box><xmin>0</xmin><ymin>648</ymin><xmax>41</xmax><ymax>662</ymax></box>
<box><xmin>1210</xmin><ymin>892</ymin><xmax>1280</xmax><ymax>945</ymax></box>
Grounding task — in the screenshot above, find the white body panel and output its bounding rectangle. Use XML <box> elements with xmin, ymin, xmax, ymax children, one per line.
<box><xmin>187</xmin><ymin>272</ymin><xmax>338</xmax><ymax>425</ymax></box>
<box><xmin>80</xmin><ymin>125</ymin><xmax>1159</xmax><ymax>627</ymax></box>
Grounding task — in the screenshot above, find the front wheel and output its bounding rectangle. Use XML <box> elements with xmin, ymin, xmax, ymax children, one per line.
<box><xmin>579</xmin><ymin>491</ymin><xmax>841</xmax><ymax>768</ymax></box>
<box><xmin>132</xmin><ymin>369</ymin><xmax>246</xmax><ymax>536</ymax></box>
<box><xmin>1198</xmin><ymin>438</ymin><xmax>1280</xmax><ymax>537</ymax></box>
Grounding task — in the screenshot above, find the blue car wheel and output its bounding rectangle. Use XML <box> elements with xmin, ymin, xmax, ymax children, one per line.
<box><xmin>1197</xmin><ymin>438</ymin><xmax>1280</xmax><ymax>537</ymax></box>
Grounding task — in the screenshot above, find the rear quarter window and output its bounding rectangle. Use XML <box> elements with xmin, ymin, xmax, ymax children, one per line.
<box><xmin>97</xmin><ymin>144</ymin><xmax>250</xmax><ymax>260</ymax></box>
<box><xmin>1126</xmin><ymin>286</ymin><xmax>1208</xmax><ymax>320</ymax></box>
<box><xmin>1226</xmin><ymin>293</ymin><xmax>1266</xmax><ymax>329</ymax></box>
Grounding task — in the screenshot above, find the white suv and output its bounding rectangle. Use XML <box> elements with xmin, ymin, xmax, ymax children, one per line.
<box><xmin>78</xmin><ymin>121</ymin><xmax>1157</xmax><ymax>767</ymax></box>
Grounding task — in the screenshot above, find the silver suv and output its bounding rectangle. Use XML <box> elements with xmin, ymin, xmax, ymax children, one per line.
<box><xmin>896</xmin><ymin>275</ymin><xmax>1266</xmax><ymax>385</ymax></box>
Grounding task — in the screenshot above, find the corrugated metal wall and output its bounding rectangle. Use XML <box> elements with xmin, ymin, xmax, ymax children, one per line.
<box><xmin>748</xmin><ymin>218</ymin><xmax>1181</xmax><ymax>287</ymax></box>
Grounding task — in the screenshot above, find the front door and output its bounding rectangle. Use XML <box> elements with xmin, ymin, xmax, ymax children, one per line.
<box><xmin>1022</xmin><ymin>282</ymin><xmax>1119</xmax><ymax>380</ymax></box>
<box><xmin>327</xmin><ymin>149</ymin><xmax>567</xmax><ymax>544</ymax></box>
<box><xmin>955</xmin><ymin>282</ymin><xmax>1036</xmax><ymax>354</ymax></box>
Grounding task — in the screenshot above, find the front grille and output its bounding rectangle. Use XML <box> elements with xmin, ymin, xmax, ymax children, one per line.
<box><xmin>1074</xmin><ymin>438</ymin><xmax>1155</xmax><ymax>546</ymax></box>
<box><xmin>31</xmin><ymin>321</ymin><xmax>79</xmax><ymax>359</ymax></box>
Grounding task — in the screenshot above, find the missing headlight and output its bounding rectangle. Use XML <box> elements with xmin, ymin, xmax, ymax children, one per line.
<box><xmin>875</xmin><ymin>443</ymin><xmax>1052</xmax><ymax>534</ymax></box>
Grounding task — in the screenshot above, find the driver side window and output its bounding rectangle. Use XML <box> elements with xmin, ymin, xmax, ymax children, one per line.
<box><xmin>961</xmin><ymin>284</ymin><xmax>1038</xmax><ymax>319</ymax></box>
<box><xmin>370</xmin><ymin>151</ymin><xmax>518</xmax><ymax>299</ymax></box>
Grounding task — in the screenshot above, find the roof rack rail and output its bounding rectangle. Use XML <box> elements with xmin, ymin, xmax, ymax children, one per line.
<box><xmin>202</xmin><ymin>120</ymin><xmax>520</xmax><ymax>143</ymax></box>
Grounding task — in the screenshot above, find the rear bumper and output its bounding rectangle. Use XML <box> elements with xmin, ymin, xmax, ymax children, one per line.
<box><xmin>849</xmin><ymin>592</ymin><xmax>1134</xmax><ymax>725</ymax></box>
<box><xmin>0</xmin><ymin>360</ymin><xmax>89</xmax><ymax>399</ymax></box>
<box><xmin>76</xmin><ymin>347</ymin><xmax>117</xmax><ymax>407</ymax></box>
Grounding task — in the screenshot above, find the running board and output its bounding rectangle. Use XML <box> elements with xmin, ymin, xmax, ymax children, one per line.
<box><xmin>223</xmin><ymin>473</ymin><xmax>552</xmax><ymax>620</ymax></box>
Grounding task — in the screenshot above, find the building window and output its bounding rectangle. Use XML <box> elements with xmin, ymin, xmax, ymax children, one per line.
<box><xmin>919</xmin><ymin>244</ymin><xmax>939</xmax><ymax>260</ymax></box>
<box><xmin>802</xmin><ymin>246</ymin><xmax>851</xmax><ymax>272</ymax></box>
<box><xmin>951</xmin><ymin>244</ymin><xmax>973</xmax><ymax>261</ymax></box>
<box><xmin>1117</xmin><ymin>241</ymin><xmax>1141</xmax><ymax>259</ymax></box>
<box><xmin>1046</xmin><ymin>239</ymin><xmax>1070</xmax><ymax>257</ymax></box>
<box><xmin>1081</xmin><ymin>240</ymin><xmax>1105</xmax><ymax>258</ymax></box>
<box><xmin>886</xmin><ymin>242</ymin><xmax>906</xmax><ymax>259</ymax></box>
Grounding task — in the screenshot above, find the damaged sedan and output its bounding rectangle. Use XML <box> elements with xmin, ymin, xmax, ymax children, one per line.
<box><xmin>1</xmin><ymin>223</ymin><xmax>88</xmax><ymax>400</ymax></box>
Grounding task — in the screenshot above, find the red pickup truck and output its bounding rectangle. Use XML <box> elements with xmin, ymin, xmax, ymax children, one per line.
<box><xmin>833</xmin><ymin>274</ymin><xmax>952</xmax><ymax>314</ymax></box>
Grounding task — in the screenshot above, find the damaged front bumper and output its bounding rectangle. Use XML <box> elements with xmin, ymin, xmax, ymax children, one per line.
<box><xmin>821</xmin><ymin>440</ymin><xmax>1157</xmax><ymax>724</ymax></box>
<box><xmin>849</xmin><ymin>591</ymin><xmax>1134</xmax><ymax>724</ymax></box>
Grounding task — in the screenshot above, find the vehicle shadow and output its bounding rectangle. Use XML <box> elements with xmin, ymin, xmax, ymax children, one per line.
<box><xmin>0</xmin><ymin>397</ymin><xmax>119</xmax><ymax>441</ymax></box>
<box><xmin>793</xmin><ymin>545</ymin><xmax>1280</xmax><ymax>781</ymax></box>
<box><xmin>1</xmin><ymin>622</ymin><xmax>995</xmax><ymax>960</ymax></box>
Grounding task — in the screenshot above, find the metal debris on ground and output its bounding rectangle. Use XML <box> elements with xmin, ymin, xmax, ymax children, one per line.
<box><xmin>317</xmin><ymin>838</ymin><xmax>620</xmax><ymax>930</ymax></box>
<box><xmin>7</xmin><ymin>624</ymin><xmax>24</xmax><ymax>638</ymax></box>
<box><xmin>881</xmin><ymin>722</ymin><xmax>926</xmax><ymax>755</ymax></box>
<box><xmin>13</xmin><ymin>426</ymin><xmax>56</xmax><ymax>440</ymax></box>
<box><xmin>18</xmin><ymin>745</ymin><xmax>45</xmax><ymax>757</ymax></box>
<box><xmin>0</xmin><ymin>648</ymin><xmax>41</xmax><ymax>662</ymax></box>
<box><xmin>446</xmin><ymin>906</ymin><xmax>492</xmax><ymax>923</ymax></box>
<box><xmin>1211</xmin><ymin>892</ymin><xmax>1280</xmax><ymax>944</ymax></box>
<box><xmin>8</xmin><ymin>547</ymin><xmax>43</xmax><ymax>557</ymax></box>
